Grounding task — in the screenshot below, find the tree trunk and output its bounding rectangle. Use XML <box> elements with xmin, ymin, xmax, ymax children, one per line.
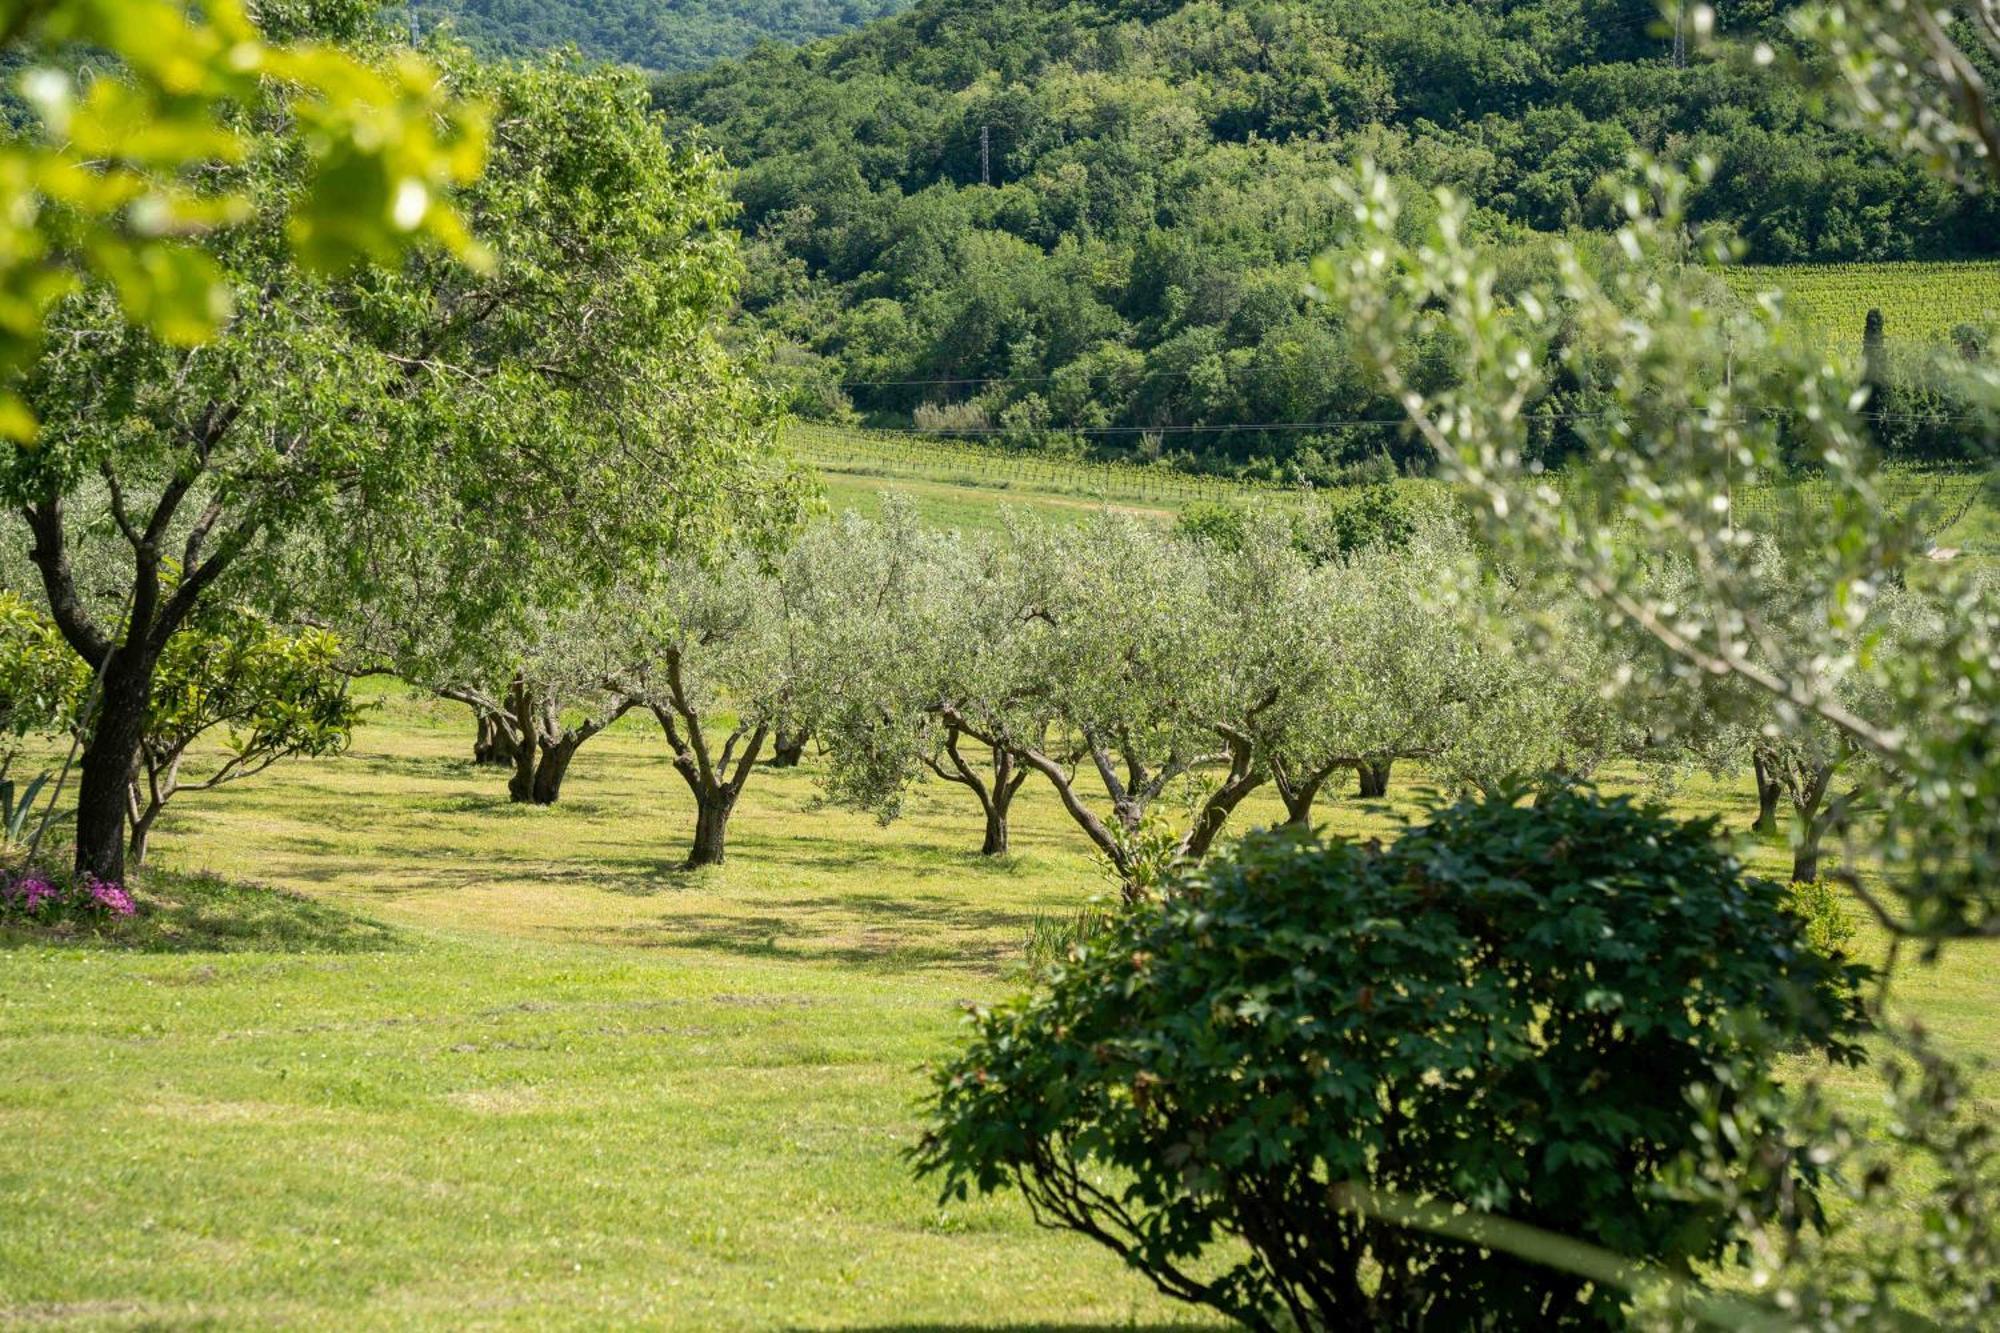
<box><xmin>126</xmin><ymin>801</ymin><xmax>160</xmax><ymax>866</ymax></box>
<box><xmin>687</xmin><ymin>793</ymin><xmax>734</xmax><ymax>868</ymax></box>
<box><xmin>75</xmin><ymin>648</ymin><xmax>158</xmax><ymax>883</ymax></box>
<box><xmin>1787</xmin><ymin>762</ymin><xmax>1834</xmax><ymax>884</ymax></box>
<box><xmin>506</xmin><ymin>678</ymin><xmax>537</xmax><ymax>804</ymax></box>
<box><xmin>529</xmin><ymin>738</ymin><xmax>579</xmax><ymax>805</ymax></box>
<box><xmin>473</xmin><ymin>710</ymin><xmax>518</xmax><ymax>767</ymax></box>
<box><xmin>980</xmin><ymin>803</ymin><xmax>1010</xmax><ymax>856</ymax></box>
<box><xmin>768</xmin><ymin>727</ymin><xmax>807</xmax><ymax>769</ymax></box>
<box><xmin>1355</xmin><ymin>759</ymin><xmax>1393</xmax><ymax>800</ymax></box>
<box><xmin>1273</xmin><ymin>759</ymin><xmax>1336</xmax><ymax>827</ymax></box>
<box><xmin>1751</xmin><ymin>750</ymin><xmax>1782</xmax><ymax>835</ymax></box>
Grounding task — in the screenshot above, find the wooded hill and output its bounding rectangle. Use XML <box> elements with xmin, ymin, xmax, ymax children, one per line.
<box><xmin>652</xmin><ymin>0</ymin><xmax>2000</xmax><ymax>477</ymax></box>
<box><xmin>410</xmin><ymin>0</ymin><xmax>911</xmax><ymax>71</ymax></box>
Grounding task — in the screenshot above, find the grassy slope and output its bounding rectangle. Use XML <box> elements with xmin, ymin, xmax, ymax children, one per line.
<box><xmin>3</xmin><ymin>448</ymin><xmax>1996</xmax><ymax>1328</ymax></box>
<box><xmin>1726</xmin><ymin>259</ymin><xmax>2000</xmax><ymax>349</ymax></box>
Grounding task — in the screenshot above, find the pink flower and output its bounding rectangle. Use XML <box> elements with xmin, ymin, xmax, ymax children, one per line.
<box><xmin>84</xmin><ymin>876</ymin><xmax>136</xmax><ymax>918</ymax></box>
<box><xmin>6</xmin><ymin>875</ymin><xmax>58</xmax><ymax>912</ymax></box>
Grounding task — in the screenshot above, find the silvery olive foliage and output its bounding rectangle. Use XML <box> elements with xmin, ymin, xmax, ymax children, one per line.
<box><xmin>1308</xmin><ymin>6</ymin><xmax>2000</xmax><ymax>1320</ymax></box>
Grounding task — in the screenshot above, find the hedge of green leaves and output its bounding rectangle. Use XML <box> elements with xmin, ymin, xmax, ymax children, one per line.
<box><xmin>917</xmin><ymin>791</ymin><xmax>1871</xmax><ymax>1331</ymax></box>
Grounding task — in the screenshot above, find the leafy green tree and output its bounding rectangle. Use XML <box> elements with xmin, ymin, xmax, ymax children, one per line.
<box><xmin>0</xmin><ymin>0</ymin><xmax>488</xmax><ymax>438</ymax></box>
<box><xmin>126</xmin><ymin>605</ymin><xmax>357</xmax><ymax>862</ymax></box>
<box><xmin>5</xmin><ymin>47</ymin><xmax>785</xmax><ymax>881</ymax></box>
<box><xmin>919</xmin><ymin>795</ymin><xmax>1868</xmax><ymax>1332</ymax></box>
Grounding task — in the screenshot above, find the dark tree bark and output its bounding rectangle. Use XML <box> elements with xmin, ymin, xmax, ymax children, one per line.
<box><xmin>1177</xmin><ymin>723</ymin><xmax>1268</xmax><ymax>862</ymax></box>
<box><xmin>507</xmin><ymin>676</ymin><xmax>538</xmax><ymax>804</ymax></box>
<box><xmin>923</xmin><ymin>724</ymin><xmax>1029</xmax><ymax>856</ymax></box>
<box><xmin>529</xmin><ymin>736</ymin><xmax>581</xmax><ymax>804</ymax></box>
<box><xmin>1751</xmin><ymin>748</ymin><xmax>1783</xmax><ymax>835</ymax></box>
<box><xmin>766</xmin><ymin>726</ymin><xmax>808</xmax><ymax>769</ymax></box>
<box><xmin>1355</xmin><ymin>758</ymin><xmax>1393</xmax><ymax>800</ymax></box>
<box><xmin>645</xmin><ymin>648</ymin><xmax>768</xmax><ymax>868</ymax></box>
<box><xmin>502</xmin><ymin>677</ymin><xmax>630</xmax><ymax>806</ymax></box>
<box><xmin>1271</xmin><ymin>755</ymin><xmax>1343</xmax><ymax>827</ymax></box>
<box><xmin>473</xmin><ymin>709</ymin><xmax>518</xmax><ymax>766</ymax></box>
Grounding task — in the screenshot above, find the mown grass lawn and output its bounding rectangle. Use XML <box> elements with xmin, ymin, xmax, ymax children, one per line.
<box><xmin>2</xmin><ymin>674</ymin><xmax>1993</xmax><ymax>1328</ymax></box>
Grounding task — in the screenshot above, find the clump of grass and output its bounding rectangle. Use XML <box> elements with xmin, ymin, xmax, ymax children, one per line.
<box><xmin>1022</xmin><ymin>905</ymin><xmax>1114</xmax><ymax>974</ymax></box>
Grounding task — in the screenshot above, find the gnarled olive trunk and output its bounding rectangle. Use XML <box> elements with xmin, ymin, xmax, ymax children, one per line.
<box><xmin>686</xmin><ymin>791</ymin><xmax>736</xmax><ymax>867</ymax></box>
<box><xmin>1751</xmin><ymin>749</ymin><xmax>1782</xmax><ymax>835</ymax></box>
<box><xmin>1355</xmin><ymin>758</ymin><xmax>1393</xmax><ymax>800</ymax></box>
<box><xmin>504</xmin><ymin>677</ymin><xmax>629</xmax><ymax>806</ymax></box>
<box><xmin>1271</xmin><ymin>756</ymin><xmax>1342</xmax><ymax>827</ymax></box>
<box><xmin>507</xmin><ymin>678</ymin><xmax>538</xmax><ymax>804</ymax></box>
<box><xmin>926</xmin><ymin>724</ymin><xmax>1029</xmax><ymax>857</ymax></box>
<box><xmin>529</xmin><ymin>736</ymin><xmax>582</xmax><ymax>805</ymax></box>
<box><xmin>767</xmin><ymin>727</ymin><xmax>808</xmax><ymax>769</ymax></box>
<box><xmin>647</xmin><ymin>652</ymin><xmax>769</xmax><ymax>871</ymax></box>
<box><xmin>474</xmin><ymin>709</ymin><xmax>518</xmax><ymax>766</ymax></box>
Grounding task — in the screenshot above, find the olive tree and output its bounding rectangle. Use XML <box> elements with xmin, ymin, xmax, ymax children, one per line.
<box><xmin>621</xmin><ymin>553</ymin><xmax>799</xmax><ymax>869</ymax></box>
<box><xmin>934</xmin><ymin>516</ymin><xmax>1246</xmax><ymax>897</ymax></box>
<box><xmin>1259</xmin><ymin>517</ymin><xmax>1485</xmax><ymax>824</ymax></box>
<box><xmin>777</xmin><ymin>506</ymin><xmax>1036</xmax><ymax>855</ymax></box>
<box><xmin>1319</xmin><ymin>33</ymin><xmax>2000</xmax><ymax>1309</ymax></box>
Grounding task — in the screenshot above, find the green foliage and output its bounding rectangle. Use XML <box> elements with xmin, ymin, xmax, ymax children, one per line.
<box><xmin>652</xmin><ymin>0</ymin><xmax>1999</xmax><ymax>472</ymax></box>
<box><xmin>412</xmin><ymin>0</ymin><xmax>911</xmax><ymax>72</ymax></box>
<box><xmin>1019</xmin><ymin>904</ymin><xmax>1111</xmax><ymax>974</ymax></box>
<box><xmin>918</xmin><ymin>791</ymin><xmax>1870</xmax><ymax>1331</ymax></box>
<box><xmin>1170</xmin><ymin>499</ymin><xmax>1248</xmax><ymax>550</ymax></box>
<box><xmin>0</xmin><ymin>770</ymin><xmax>57</xmax><ymax>843</ymax></box>
<box><xmin>0</xmin><ymin>0</ymin><xmax>489</xmax><ymax>439</ymax></box>
<box><xmin>0</xmin><ymin>589</ymin><xmax>85</xmax><ymax>752</ymax></box>
<box><xmin>1784</xmin><ymin>877</ymin><xmax>1859</xmax><ymax>961</ymax></box>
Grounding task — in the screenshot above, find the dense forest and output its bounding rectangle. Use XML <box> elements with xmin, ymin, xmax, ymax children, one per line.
<box><xmin>654</xmin><ymin>0</ymin><xmax>2000</xmax><ymax>476</ymax></box>
<box><xmin>409</xmin><ymin>0</ymin><xmax>911</xmax><ymax>71</ymax></box>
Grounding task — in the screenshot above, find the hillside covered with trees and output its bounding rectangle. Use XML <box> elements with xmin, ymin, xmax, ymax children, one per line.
<box><xmin>655</xmin><ymin>0</ymin><xmax>2000</xmax><ymax>477</ymax></box>
<box><xmin>410</xmin><ymin>0</ymin><xmax>912</xmax><ymax>71</ymax></box>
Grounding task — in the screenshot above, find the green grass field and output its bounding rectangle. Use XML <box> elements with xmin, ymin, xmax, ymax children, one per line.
<box><xmin>1725</xmin><ymin>260</ymin><xmax>2000</xmax><ymax>349</ymax></box>
<box><xmin>3</xmin><ymin>442</ymin><xmax>1997</xmax><ymax>1329</ymax></box>
<box><xmin>3</xmin><ymin>678</ymin><xmax>1993</xmax><ymax>1329</ymax></box>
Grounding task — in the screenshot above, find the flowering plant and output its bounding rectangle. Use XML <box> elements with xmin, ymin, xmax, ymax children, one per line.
<box><xmin>1</xmin><ymin>867</ymin><xmax>137</xmax><ymax>922</ymax></box>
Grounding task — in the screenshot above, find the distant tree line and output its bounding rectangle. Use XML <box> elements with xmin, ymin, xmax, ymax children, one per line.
<box><xmin>652</xmin><ymin>0</ymin><xmax>2000</xmax><ymax>477</ymax></box>
<box><xmin>410</xmin><ymin>0</ymin><xmax>910</xmax><ymax>72</ymax></box>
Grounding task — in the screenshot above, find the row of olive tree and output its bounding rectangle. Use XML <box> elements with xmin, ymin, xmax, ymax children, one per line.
<box><xmin>412</xmin><ymin>494</ymin><xmax>1886</xmax><ymax>888</ymax></box>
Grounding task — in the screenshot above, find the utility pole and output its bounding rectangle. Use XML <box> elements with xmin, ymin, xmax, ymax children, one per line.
<box><xmin>979</xmin><ymin>125</ymin><xmax>990</xmax><ymax>187</ymax></box>
<box><xmin>1671</xmin><ymin>0</ymin><xmax>1687</xmax><ymax>68</ymax></box>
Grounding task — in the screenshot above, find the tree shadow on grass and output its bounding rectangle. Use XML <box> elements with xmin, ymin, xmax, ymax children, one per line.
<box><xmin>0</xmin><ymin>868</ymin><xmax>402</xmax><ymax>954</ymax></box>
<box><xmin>573</xmin><ymin>891</ymin><xmax>1030</xmax><ymax>971</ymax></box>
<box><xmin>813</xmin><ymin>1326</ymin><xmax>1217</xmax><ymax>1332</ymax></box>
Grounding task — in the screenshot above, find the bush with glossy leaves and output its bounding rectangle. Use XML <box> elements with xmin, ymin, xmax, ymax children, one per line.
<box><xmin>916</xmin><ymin>790</ymin><xmax>1870</xmax><ymax>1332</ymax></box>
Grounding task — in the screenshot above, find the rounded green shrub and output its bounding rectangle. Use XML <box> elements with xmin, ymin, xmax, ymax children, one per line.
<box><xmin>916</xmin><ymin>791</ymin><xmax>1870</xmax><ymax>1332</ymax></box>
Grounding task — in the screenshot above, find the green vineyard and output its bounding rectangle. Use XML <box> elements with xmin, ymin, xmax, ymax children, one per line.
<box><xmin>1725</xmin><ymin>260</ymin><xmax>2000</xmax><ymax>349</ymax></box>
